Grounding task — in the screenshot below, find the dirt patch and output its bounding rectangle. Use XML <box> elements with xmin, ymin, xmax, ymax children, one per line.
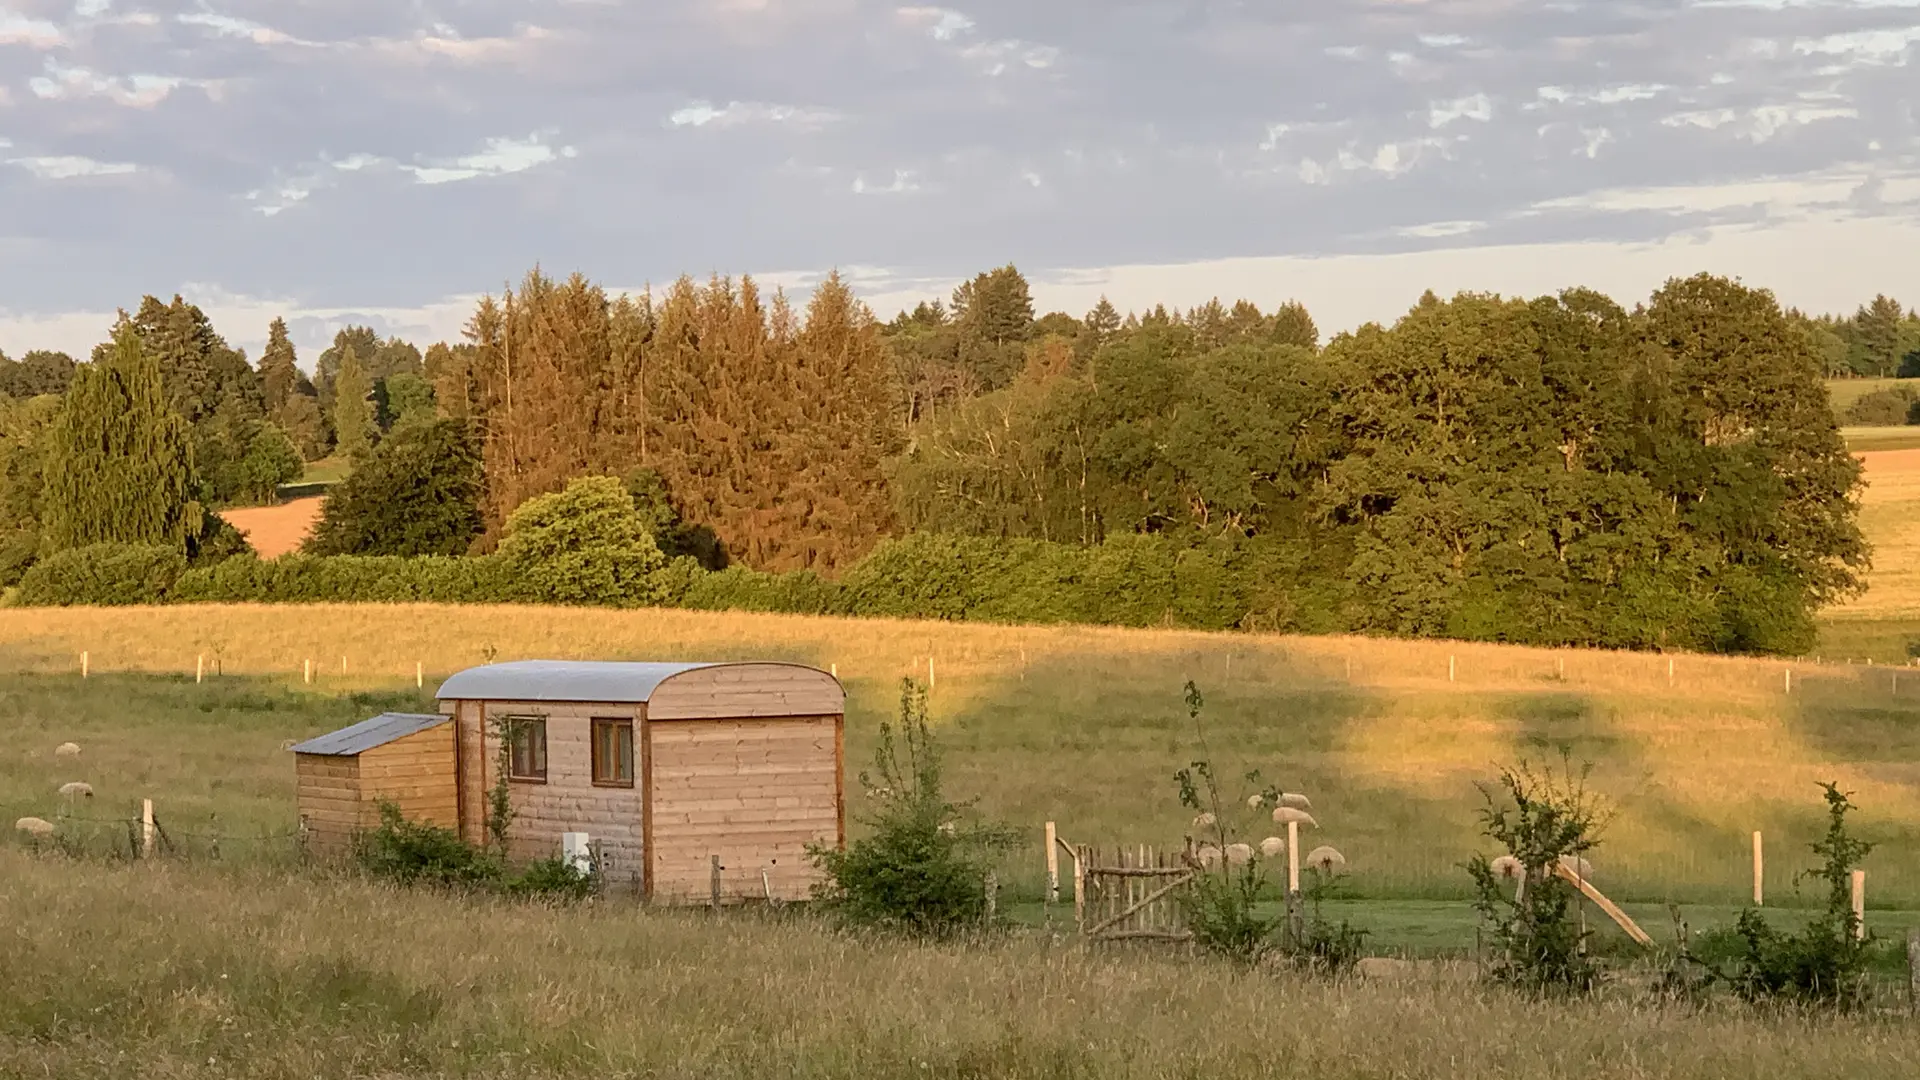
<box><xmin>223</xmin><ymin>497</ymin><xmax>324</xmax><ymax>558</ymax></box>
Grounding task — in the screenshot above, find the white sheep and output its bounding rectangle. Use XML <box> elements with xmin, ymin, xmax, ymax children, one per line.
<box><xmin>1195</xmin><ymin>843</ymin><xmax>1222</xmax><ymax>869</ymax></box>
<box><xmin>14</xmin><ymin>817</ymin><xmax>54</xmax><ymax>839</ymax></box>
<box><xmin>1191</xmin><ymin>811</ymin><xmax>1217</xmax><ymax>831</ymax></box>
<box><xmin>1245</xmin><ymin>793</ymin><xmax>1265</xmax><ymax>810</ymax></box>
<box><xmin>1225</xmin><ymin>842</ymin><xmax>1254</xmax><ymax>866</ymax></box>
<box><xmin>1305</xmin><ymin>845</ymin><xmax>1346</xmax><ymax>872</ymax></box>
<box><xmin>58</xmin><ymin>781</ymin><xmax>93</xmax><ymax>799</ymax></box>
<box><xmin>54</xmin><ymin>742</ymin><xmax>80</xmax><ymax>758</ymax></box>
<box><xmin>1259</xmin><ymin>836</ymin><xmax>1286</xmax><ymax>858</ymax></box>
<box><xmin>1271</xmin><ymin>806</ymin><xmax>1317</xmax><ymax>827</ymax></box>
<box><xmin>1278</xmin><ymin>793</ymin><xmax>1313</xmax><ymax>812</ymax></box>
<box><xmin>1489</xmin><ymin>855</ymin><xmax>1525</xmax><ymax>880</ymax></box>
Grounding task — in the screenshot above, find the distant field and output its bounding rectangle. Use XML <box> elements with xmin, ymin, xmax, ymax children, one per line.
<box><xmin>222</xmin><ymin>496</ymin><xmax>324</xmax><ymax>558</ymax></box>
<box><xmin>1842</xmin><ymin>425</ymin><xmax>1920</xmax><ymax>451</ymax></box>
<box><xmin>1826</xmin><ymin>376</ymin><xmax>1905</xmax><ymax>415</ymax></box>
<box><xmin>6</xmin><ymin>604</ymin><xmax>1919</xmax><ymax>917</ymax></box>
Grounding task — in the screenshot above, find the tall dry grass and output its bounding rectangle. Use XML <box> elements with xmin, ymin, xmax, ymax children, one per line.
<box><xmin>1</xmin><ymin>849</ymin><xmax>1913</xmax><ymax>1080</ymax></box>
<box><xmin>4</xmin><ymin>605</ymin><xmax>1918</xmax><ymax>907</ymax></box>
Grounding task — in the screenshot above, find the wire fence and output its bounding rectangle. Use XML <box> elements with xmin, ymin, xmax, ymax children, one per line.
<box><xmin>4</xmin><ymin>800</ymin><xmax>307</xmax><ymax>863</ymax></box>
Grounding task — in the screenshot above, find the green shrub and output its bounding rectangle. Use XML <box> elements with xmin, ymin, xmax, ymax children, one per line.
<box><xmin>683</xmin><ymin>565</ymin><xmax>839</xmax><ymax>614</ymax></box>
<box><xmin>1843</xmin><ymin>387</ymin><xmax>1916</xmax><ymax>426</ymax></box>
<box><xmin>808</xmin><ymin>679</ymin><xmax>1017</xmax><ymax>937</ymax></box>
<box><xmin>354</xmin><ymin>802</ymin><xmax>504</xmax><ymax>890</ymax></box>
<box><xmin>1706</xmin><ymin>784</ymin><xmax>1877</xmax><ymax>1009</ymax></box>
<box><xmin>506</xmin><ymin>857</ymin><xmax>597</xmax><ymax>902</ymax></box>
<box><xmin>499</xmin><ymin>476</ymin><xmax>665</xmax><ymax>606</ymax></box>
<box><xmin>1465</xmin><ymin>756</ymin><xmax>1608</xmax><ymax>994</ymax></box>
<box><xmin>306</xmin><ymin>418</ymin><xmax>483</xmax><ymax>556</ymax></box>
<box><xmin>14</xmin><ymin>543</ymin><xmax>187</xmax><ymax>606</ymax></box>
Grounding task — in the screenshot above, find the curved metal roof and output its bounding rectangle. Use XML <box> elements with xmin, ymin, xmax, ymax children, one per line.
<box><xmin>289</xmin><ymin>712</ymin><xmax>449</xmax><ymax>757</ymax></box>
<box><xmin>434</xmin><ymin>660</ymin><xmax>722</xmax><ymax>704</ymax></box>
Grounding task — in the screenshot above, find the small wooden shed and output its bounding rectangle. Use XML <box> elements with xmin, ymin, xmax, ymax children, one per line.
<box><xmin>435</xmin><ymin>660</ymin><xmax>846</xmax><ymax>903</ymax></box>
<box><xmin>290</xmin><ymin>712</ymin><xmax>460</xmax><ymax>854</ymax></box>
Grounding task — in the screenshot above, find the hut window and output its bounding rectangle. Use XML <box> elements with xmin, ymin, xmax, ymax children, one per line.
<box><xmin>592</xmin><ymin>718</ymin><xmax>634</xmax><ymax>788</ymax></box>
<box><xmin>506</xmin><ymin>718</ymin><xmax>547</xmax><ymax>782</ymax></box>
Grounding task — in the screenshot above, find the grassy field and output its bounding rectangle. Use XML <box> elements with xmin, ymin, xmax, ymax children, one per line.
<box><xmin>3</xmin><ymin>849</ymin><xmax>1917</xmax><ymax>1080</ymax></box>
<box><xmin>6</xmin><ymin>603</ymin><xmax>1920</xmax><ymax>921</ymax></box>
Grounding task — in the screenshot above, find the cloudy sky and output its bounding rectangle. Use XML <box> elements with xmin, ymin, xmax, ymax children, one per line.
<box><xmin>2</xmin><ymin>0</ymin><xmax>1918</xmax><ymax>363</ymax></box>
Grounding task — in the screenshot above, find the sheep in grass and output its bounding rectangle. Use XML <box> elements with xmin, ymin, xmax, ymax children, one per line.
<box><xmin>1259</xmin><ymin>835</ymin><xmax>1286</xmax><ymax>858</ymax></box>
<box><xmin>15</xmin><ymin>817</ymin><xmax>55</xmax><ymax>840</ymax></box>
<box><xmin>54</xmin><ymin>742</ymin><xmax>80</xmax><ymax>758</ymax></box>
<box><xmin>58</xmin><ymin>781</ymin><xmax>93</xmax><ymax>799</ymax></box>
<box><xmin>1224</xmin><ymin>842</ymin><xmax>1254</xmax><ymax>867</ymax></box>
<box><xmin>1191</xmin><ymin>811</ymin><xmax>1217</xmax><ymax>831</ymax></box>
<box><xmin>1194</xmin><ymin>843</ymin><xmax>1222</xmax><ymax>870</ymax></box>
<box><xmin>1304</xmin><ymin>846</ymin><xmax>1346</xmax><ymax>874</ymax></box>
<box><xmin>1270</xmin><ymin>806</ymin><xmax>1317</xmax><ymax>828</ymax></box>
<box><xmin>1278</xmin><ymin>793</ymin><xmax>1312</xmax><ymax>812</ymax></box>
<box><xmin>1246</xmin><ymin>794</ymin><xmax>1265</xmax><ymax>810</ymax></box>
<box><xmin>1489</xmin><ymin>855</ymin><xmax>1524</xmax><ymax>880</ymax></box>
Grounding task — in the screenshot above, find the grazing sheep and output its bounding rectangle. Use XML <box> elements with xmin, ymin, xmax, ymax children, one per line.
<box><xmin>54</xmin><ymin>742</ymin><xmax>80</xmax><ymax>758</ymax></box>
<box><xmin>1245</xmin><ymin>794</ymin><xmax>1265</xmax><ymax>810</ymax></box>
<box><xmin>1489</xmin><ymin>855</ymin><xmax>1525</xmax><ymax>880</ymax></box>
<box><xmin>15</xmin><ymin>817</ymin><xmax>55</xmax><ymax>839</ymax></box>
<box><xmin>1305</xmin><ymin>845</ymin><xmax>1346</xmax><ymax>872</ymax></box>
<box><xmin>1558</xmin><ymin>854</ymin><xmax>1595</xmax><ymax>880</ymax></box>
<box><xmin>937</xmin><ymin>821</ymin><xmax>957</xmax><ymax>836</ymax></box>
<box><xmin>1195</xmin><ymin>843</ymin><xmax>1222</xmax><ymax>869</ymax></box>
<box><xmin>58</xmin><ymin>781</ymin><xmax>93</xmax><ymax>798</ymax></box>
<box><xmin>1191</xmin><ymin>811</ymin><xmax>1217</xmax><ymax>831</ymax></box>
<box><xmin>1259</xmin><ymin>836</ymin><xmax>1286</xmax><ymax>858</ymax></box>
<box><xmin>1225</xmin><ymin>843</ymin><xmax>1254</xmax><ymax>866</ymax></box>
<box><xmin>1270</xmin><ymin>806</ymin><xmax>1317</xmax><ymax>827</ymax></box>
<box><xmin>1279</xmin><ymin>793</ymin><xmax>1312</xmax><ymax>812</ymax></box>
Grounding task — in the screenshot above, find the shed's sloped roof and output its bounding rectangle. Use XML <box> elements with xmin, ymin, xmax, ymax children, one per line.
<box><xmin>435</xmin><ymin>660</ymin><xmax>720</xmax><ymax>704</ymax></box>
<box><xmin>290</xmin><ymin>712</ymin><xmax>450</xmax><ymax>757</ymax></box>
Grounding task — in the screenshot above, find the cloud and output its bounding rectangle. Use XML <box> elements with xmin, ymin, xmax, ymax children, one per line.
<box><xmin>0</xmin><ymin>0</ymin><xmax>1916</xmax><ymax>357</ymax></box>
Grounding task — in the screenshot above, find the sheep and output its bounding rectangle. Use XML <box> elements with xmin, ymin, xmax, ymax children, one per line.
<box><xmin>14</xmin><ymin>817</ymin><xmax>54</xmax><ymax>839</ymax></box>
<box><xmin>54</xmin><ymin>742</ymin><xmax>80</xmax><ymax>758</ymax></box>
<box><xmin>58</xmin><ymin>781</ymin><xmax>93</xmax><ymax>799</ymax></box>
<box><xmin>1489</xmin><ymin>855</ymin><xmax>1525</xmax><ymax>880</ymax></box>
<box><xmin>1305</xmin><ymin>845</ymin><xmax>1346</xmax><ymax>872</ymax></box>
<box><xmin>1558</xmin><ymin>854</ymin><xmax>1596</xmax><ymax>880</ymax></box>
<box><xmin>1278</xmin><ymin>793</ymin><xmax>1313</xmax><ymax>812</ymax></box>
<box><xmin>1245</xmin><ymin>793</ymin><xmax>1265</xmax><ymax>810</ymax></box>
<box><xmin>1259</xmin><ymin>836</ymin><xmax>1286</xmax><ymax>858</ymax></box>
<box><xmin>1194</xmin><ymin>843</ymin><xmax>1222</xmax><ymax>869</ymax></box>
<box><xmin>1270</xmin><ymin>806</ymin><xmax>1317</xmax><ymax>828</ymax></box>
<box><xmin>1191</xmin><ymin>811</ymin><xmax>1217</xmax><ymax>831</ymax></box>
<box><xmin>1225</xmin><ymin>842</ymin><xmax>1254</xmax><ymax>866</ymax></box>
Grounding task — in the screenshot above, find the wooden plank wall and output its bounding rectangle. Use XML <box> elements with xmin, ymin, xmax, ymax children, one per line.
<box><xmin>295</xmin><ymin>754</ymin><xmax>362</xmax><ymax>855</ymax></box>
<box><xmin>358</xmin><ymin>724</ymin><xmax>458</xmax><ymax>831</ymax></box>
<box><xmin>648</xmin><ymin>715</ymin><xmax>841</xmax><ymax>903</ymax></box>
<box><xmin>453</xmin><ymin>701</ymin><xmax>486</xmax><ymax>844</ymax></box>
<box><xmin>649</xmin><ymin>664</ymin><xmax>844</xmax><ymax>720</ymax></box>
<box><xmin>478</xmin><ymin>701</ymin><xmax>647</xmax><ymax>892</ymax></box>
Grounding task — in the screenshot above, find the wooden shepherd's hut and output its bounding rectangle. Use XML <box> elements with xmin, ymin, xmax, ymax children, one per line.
<box><xmin>433</xmin><ymin>660</ymin><xmax>847</xmax><ymax>902</ymax></box>
<box><xmin>290</xmin><ymin>712</ymin><xmax>459</xmax><ymax>854</ymax></box>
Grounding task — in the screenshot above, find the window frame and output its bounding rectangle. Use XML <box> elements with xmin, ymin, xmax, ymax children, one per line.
<box><xmin>591</xmin><ymin>717</ymin><xmax>636</xmax><ymax>789</ymax></box>
<box><xmin>504</xmin><ymin>716</ymin><xmax>548</xmax><ymax>784</ymax></box>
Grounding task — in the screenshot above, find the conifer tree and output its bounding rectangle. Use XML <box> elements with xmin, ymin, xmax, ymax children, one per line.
<box><xmin>42</xmin><ymin>319</ymin><xmax>202</xmax><ymax>552</ymax></box>
<box><xmin>332</xmin><ymin>350</ymin><xmax>375</xmax><ymax>459</ymax></box>
<box><xmin>259</xmin><ymin>317</ymin><xmax>300</xmax><ymax>413</ymax></box>
<box><xmin>1270</xmin><ymin>300</ymin><xmax>1319</xmax><ymax>350</ymax></box>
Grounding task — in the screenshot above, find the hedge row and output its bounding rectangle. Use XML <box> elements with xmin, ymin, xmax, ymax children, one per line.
<box><xmin>9</xmin><ymin>533</ymin><xmax>1312</xmax><ymax>634</ymax></box>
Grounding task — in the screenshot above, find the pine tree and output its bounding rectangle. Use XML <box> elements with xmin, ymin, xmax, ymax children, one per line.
<box><xmin>1270</xmin><ymin>300</ymin><xmax>1319</xmax><ymax>349</ymax></box>
<box><xmin>42</xmin><ymin>319</ymin><xmax>202</xmax><ymax>552</ymax></box>
<box><xmin>951</xmin><ymin>264</ymin><xmax>1035</xmax><ymax>391</ymax></box>
<box><xmin>332</xmin><ymin>350</ymin><xmax>374</xmax><ymax>459</ymax></box>
<box><xmin>259</xmin><ymin>318</ymin><xmax>300</xmax><ymax>413</ymax></box>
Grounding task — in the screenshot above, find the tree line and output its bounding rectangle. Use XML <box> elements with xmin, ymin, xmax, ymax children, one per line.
<box><xmin>0</xmin><ymin>267</ymin><xmax>1889</xmax><ymax>653</ymax></box>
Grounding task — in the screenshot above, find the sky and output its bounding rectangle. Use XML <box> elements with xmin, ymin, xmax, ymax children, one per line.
<box><xmin>1</xmin><ymin>0</ymin><xmax>1918</xmax><ymax>364</ymax></box>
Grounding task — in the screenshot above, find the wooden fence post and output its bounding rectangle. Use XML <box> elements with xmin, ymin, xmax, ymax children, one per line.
<box><xmin>1073</xmin><ymin>844</ymin><xmax>1086</xmax><ymax>931</ymax></box>
<box><xmin>81</xmin><ymin>651</ymin><xmax>88</xmax><ymax>678</ymax></box>
<box><xmin>196</xmin><ymin>655</ymin><xmax>204</xmax><ymax>684</ymax></box>
<box><xmin>1449</xmin><ymin>655</ymin><xmax>1456</xmax><ymax>683</ymax></box>
<box><xmin>710</xmin><ymin>854</ymin><xmax>722</xmax><ymax>912</ymax></box>
<box><xmin>1044</xmin><ymin>821</ymin><xmax>1059</xmax><ymax>904</ymax></box>
<box><xmin>416</xmin><ymin>661</ymin><xmax>424</xmax><ymax>689</ymax></box>
<box><xmin>304</xmin><ymin>659</ymin><xmax>312</xmax><ymax>685</ymax></box>
<box><xmin>928</xmin><ymin>656</ymin><xmax>936</xmax><ymax>690</ymax></box>
<box><xmin>1852</xmin><ymin>869</ymin><xmax>1866</xmax><ymax>940</ymax></box>
<box><xmin>140</xmin><ymin>798</ymin><xmax>154</xmax><ymax>859</ymax></box>
<box><xmin>984</xmin><ymin>871</ymin><xmax>998</xmax><ymax>922</ymax></box>
<box><xmin>1286</xmin><ymin>819</ymin><xmax>1301</xmax><ymax>894</ymax></box>
<box><xmin>1752</xmin><ymin>831</ymin><xmax>1764</xmax><ymax>906</ymax></box>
